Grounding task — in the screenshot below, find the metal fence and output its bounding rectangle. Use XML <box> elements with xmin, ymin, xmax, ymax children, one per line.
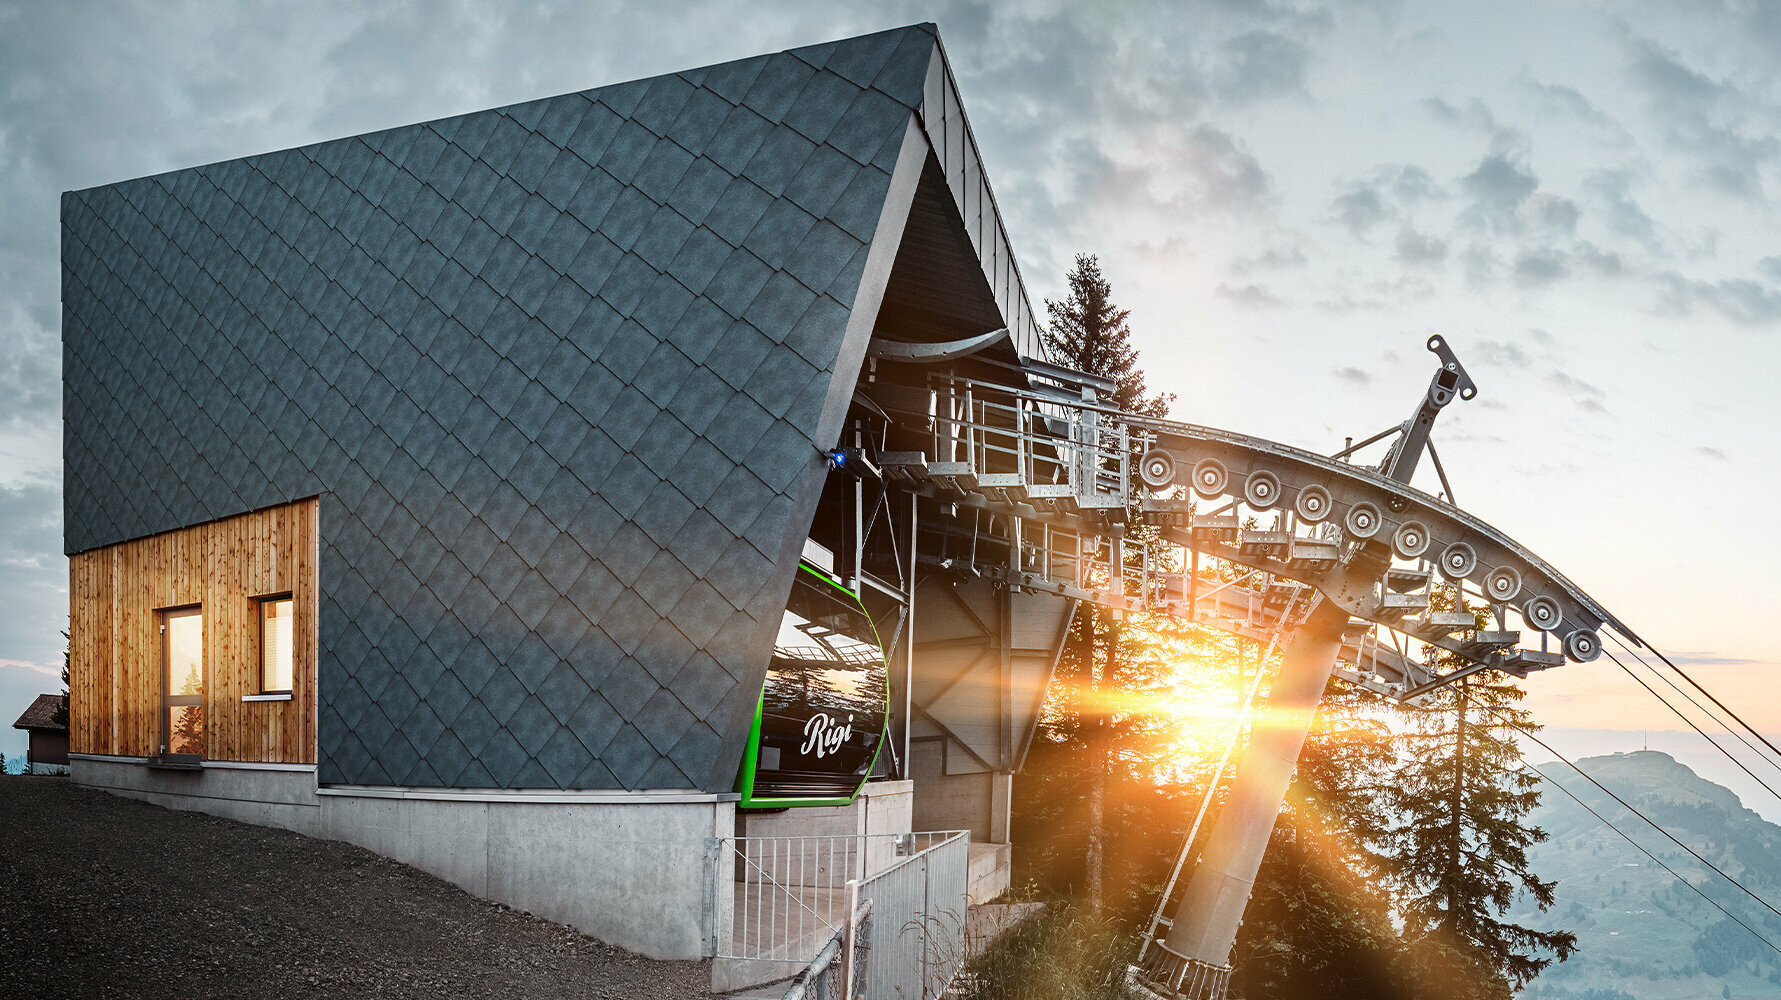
<box><xmin>853</xmin><ymin>830</ymin><xmax>970</xmax><ymax>1000</ymax></box>
<box><xmin>713</xmin><ymin>832</ymin><xmax>955</xmax><ymax>963</ymax></box>
<box><xmin>782</xmin><ymin>900</ymin><xmax>871</xmax><ymax>1000</ymax></box>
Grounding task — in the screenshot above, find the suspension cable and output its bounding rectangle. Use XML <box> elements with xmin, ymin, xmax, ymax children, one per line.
<box><xmin>1503</xmin><ymin>752</ymin><xmax>1781</xmax><ymax>960</ymax></box>
<box><xmin>1601</xmin><ymin>646</ymin><xmax>1781</xmax><ymax>805</ymax></box>
<box><xmin>1481</xmin><ymin>706</ymin><xmax>1781</xmax><ymax>925</ymax></box>
<box><xmin>1616</xmin><ymin>634</ymin><xmax>1781</xmax><ymax>770</ymax></box>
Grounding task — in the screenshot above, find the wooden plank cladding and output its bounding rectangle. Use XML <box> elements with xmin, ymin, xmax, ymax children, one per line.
<box><xmin>69</xmin><ymin>498</ymin><xmax>319</xmax><ymax>763</ymax></box>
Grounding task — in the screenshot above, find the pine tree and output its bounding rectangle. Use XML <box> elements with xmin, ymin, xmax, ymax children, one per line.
<box><xmin>1034</xmin><ymin>254</ymin><xmax>1174</xmax><ymax>916</ymax></box>
<box><xmin>1043</xmin><ymin>254</ymin><xmax>1172</xmax><ymax>418</ymax></box>
<box><xmin>1021</xmin><ymin>608</ymin><xmax>1202</xmax><ymax>921</ymax></box>
<box><xmin>1231</xmin><ymin>678</ymin><xmax>1408</xmax><ymax>998</ymax></box>
<box><xmin>51</xmin><ymin>630</ymin><xmax>69</xmax><ymax>729</ymax></box>
<box><xmin>1386</xmin><ymin>640</ymin><xmax>1576</xmax><ymax>991</ymax></box>
<box><xmin>170</xmin><ymin>666</ymin><xmax>205</xmax><ymax>755</ymax></box>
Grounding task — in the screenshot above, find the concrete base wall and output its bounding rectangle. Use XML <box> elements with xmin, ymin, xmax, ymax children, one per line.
<box><xmin>71</xmin><ymin>755</ymin><xmax>733</xmax><ymax>960</ymax></box>
<box><xmin>319</xmin><ymin>787</ymin><xmax>732</xmax><ymax>959</ymax></box>
<box><xmin>735</xmin><ymin>779</ymin><xmax>913</xmax><ymax>886</ymax></box>
<box><xmin>73</xmin><ymin>755</ymin><xmax>322</xmax><ymax>834</ymax></box>
<box><xmin>909</xmin><ymin>742</ymin><xmax>1012</xmax><ymax>845</ymax></box>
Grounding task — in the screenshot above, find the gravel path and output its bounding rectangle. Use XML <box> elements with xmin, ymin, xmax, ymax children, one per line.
<box><xmin>0</xmin><ymin>776</ymin><xmax>718</xmax><ymax>999</ymax></box>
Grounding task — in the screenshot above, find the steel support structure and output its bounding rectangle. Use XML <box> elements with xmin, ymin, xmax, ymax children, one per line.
<box><xmin>1138</xmin><ymin>598</ymin><xmax>1347</xmax><ymax>993</ymax></box>
<box><xmin>854</xmin><ymin>333</ymin><xmax>1629</xmax><ymax>1000</ymax></box>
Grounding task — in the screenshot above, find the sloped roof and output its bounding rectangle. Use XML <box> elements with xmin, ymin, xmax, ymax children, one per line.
<box><xmin>62</xmin><ymin>24</ymin><xmax>1039</xmax><ymax>791</ymax></box>
<box><xmin>13</xmin><ymin>694</ymin><xmax>67</xmax><ymax>733</ymax></box>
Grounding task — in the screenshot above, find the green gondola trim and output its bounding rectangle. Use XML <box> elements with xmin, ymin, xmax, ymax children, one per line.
<box><xmin>736</xmin><ymin>559</ymin><xmax>889</xmax><ymax>809</ymax></box>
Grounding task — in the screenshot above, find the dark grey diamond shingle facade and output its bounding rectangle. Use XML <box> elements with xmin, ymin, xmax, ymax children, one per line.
<box><xmin>63</xmin><ymin>23</ymin><xmax>1038</xmax><ymax>792</ymax></box>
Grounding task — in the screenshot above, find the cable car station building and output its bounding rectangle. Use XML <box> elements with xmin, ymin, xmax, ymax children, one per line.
<box><xmin>65</xmin><ymin>20</ymin><xmax>1636</xmax><ymax>995</ymax></box>
<box><xmin>62</xmin><ymin>24</ymin><xmax>1075</xmax><ymax>964</ymax></box>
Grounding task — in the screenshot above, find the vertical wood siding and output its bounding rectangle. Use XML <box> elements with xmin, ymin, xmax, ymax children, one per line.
<box><xmin>68</xmin><ymin>498</ymin><xmax>319</xmax><ymax>763</ymax></box>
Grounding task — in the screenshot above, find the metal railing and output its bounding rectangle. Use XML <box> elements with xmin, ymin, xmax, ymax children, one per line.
<box><xmin>854</xmin><ymin>830</ymin><xmax>970</xmax><ymax>1000</ymax></box>
<box><xmin>713</xmin><ymin>832</ymin><xmax>955</xmax><ymax>964</ymax></box>
<box><xmin>782</xmin><ymin>900</ymin><xmax>871</xmax><ymax>1000</ymax></box>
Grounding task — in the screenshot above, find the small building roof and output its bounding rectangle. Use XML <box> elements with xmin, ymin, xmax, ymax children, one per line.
<box><xmin>12</xmin><ymin>694</ymin><xmax>67</xmax><ymax>733</ymax></box>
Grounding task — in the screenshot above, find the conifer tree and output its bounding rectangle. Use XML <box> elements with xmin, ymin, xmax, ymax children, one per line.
<box><xmin>1231</xmin><ymin>677</ymin><xmax>1407</xmax><ymax>998</ymax></box>
<box><xmin>1030</xmin><ymin>253</ymin><xmax>1173</xmax><ymax>916</ymax></box>
<box><xmin>1385</xmin><ymin>599</ymin><xmax>1577</xmax><ymax>992</ymax></box>
<box><xmin>52</xmin><ymin>630</ymin><xmax>69</xmax><ymax>729</ymax></box>
<box><xmin>1043</xmin><ymin>254</ymin><xmax>1172</xmax><ymax>418</ymax></box>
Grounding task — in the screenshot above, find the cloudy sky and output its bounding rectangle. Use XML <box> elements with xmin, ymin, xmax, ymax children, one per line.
<box><xmin>4</xmin><ymin>0</ymin><xmax>1781</xmax><ymax>798</ymax></box>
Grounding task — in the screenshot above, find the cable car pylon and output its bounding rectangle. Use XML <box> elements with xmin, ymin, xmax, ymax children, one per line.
<box><xmin>862</xmin><ymin>335</ymin><xmax>1632</xmax><ymax>1000</ymax></box>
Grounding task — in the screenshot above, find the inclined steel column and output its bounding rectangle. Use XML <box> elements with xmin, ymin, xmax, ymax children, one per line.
<box><xmin>1158</xmin><ymin>597</ymin><xmax>1349</xmax><ymax>968</ymax></box>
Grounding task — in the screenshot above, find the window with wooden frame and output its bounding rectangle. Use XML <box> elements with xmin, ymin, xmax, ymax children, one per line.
<box><xmin>258</xmin><ymin>595</ymin><xmax>294</xmax><ymax>695</ymax></box>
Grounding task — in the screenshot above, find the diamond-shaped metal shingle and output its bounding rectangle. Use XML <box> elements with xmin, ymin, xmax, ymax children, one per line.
<box><xmin>65</xmin><ymin>24</ymin><xmax>951</xmax><ymax>794</ymax></box>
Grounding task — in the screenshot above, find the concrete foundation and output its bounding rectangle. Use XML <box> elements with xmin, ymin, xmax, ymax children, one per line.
<box><xmin>737</xmin><ymin>777</ymin><xmax>913</xmax><ymax>878</ymax></box>
<box><xmin>71</xmin><ymin>754</ymin><xmax>735</xmax><ymax>960</ymax></box>
<box><xmin>907</xmin><ymin>741</ymin><xmax>1012</xmax><ymax>845</ymax></box>
<box><xmin>72</xmin><ymin>754</ymin><xmax>321</xmax><ymax>834</ymax></box>
<box><xmin>905</xmin><ymin>742</ymin><xmax>1012</xmax><ymax>901</ymax></box>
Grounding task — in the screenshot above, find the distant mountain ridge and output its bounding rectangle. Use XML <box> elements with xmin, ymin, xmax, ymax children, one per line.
<box><xmin>1516</xmin><ymin>750</ymin><xmax>1781</xmax><ymax>1000</ymax></box>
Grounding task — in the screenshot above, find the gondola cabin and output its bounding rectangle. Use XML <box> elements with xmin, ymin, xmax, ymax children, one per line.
<box><xmin>737</xmin><ymin>561</ymin><xmax>888</xmax><ymax>808</ymax></box>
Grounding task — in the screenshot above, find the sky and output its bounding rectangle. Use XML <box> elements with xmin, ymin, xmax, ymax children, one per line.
<box><xmin>3</xmin><ymin>0</ymin><xmax>1781</xmax><ymax>799</ymax></box>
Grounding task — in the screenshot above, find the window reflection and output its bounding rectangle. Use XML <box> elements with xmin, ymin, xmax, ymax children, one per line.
<box><xmin>164</xmin><ymin>608</ymin><xmax>203</xmax><ymax>758</ymax></box>
<box><xmin>262</xmin><ymin>596</ymin><xmax>293</xmax><ymax>692</ymax></box>
<box><xmin>748</xmin><ymin>565</ymin><xmax>887</xmax><ymax>802</ymax></box>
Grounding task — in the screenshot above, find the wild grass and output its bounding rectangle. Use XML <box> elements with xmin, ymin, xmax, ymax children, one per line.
<box><xmin>954</xmin><ymin>904</ymin><xmax>1137</xmax><ymax>1000</ymax></box>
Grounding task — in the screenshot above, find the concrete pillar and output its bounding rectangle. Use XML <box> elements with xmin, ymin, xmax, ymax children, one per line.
<box><xmin>1159</xmin><ymin>599</ymin><xmax>1347</xmax><ymax>966</ymax></box>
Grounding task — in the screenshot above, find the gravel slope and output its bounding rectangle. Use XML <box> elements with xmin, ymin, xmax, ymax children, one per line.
<box><xmin>0</xmin><ymin>776</ymin><xmax>716</xmax><ymax>999</ymax></box>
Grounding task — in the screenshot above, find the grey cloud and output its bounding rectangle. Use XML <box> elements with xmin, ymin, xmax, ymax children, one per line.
<box><xmin>1054</xmin><ymin>123</ymin><xmax>1272</xmax><ymax>227</ymax></box>
<box><xmin>1424</xmin><ymin>96</ymin><xmax>1527</xmax><ymax>157</ymax></box>
<box><xmin>1584</xmin><ymin>170</ymin><xmax>1666</xmax><ymax>255</ymax></box>
<box><xmin>1216</xmin><ymin>30</ymin><xmax>1309</xmax><ymax>104</ymax></box>
<box><xmin>1180</xmin><ymin>125</ymin><xmax>1274</xmax><ymax>214</ymax></box>
<box><xmin>1232</xmin><ymin>243</ymin><xmax>1308</xmax><ymax>273</ymax></box>
<box><xmin>1570</xmin><ymin>241</ymin><xmax>1625</xmax><ymax>278</ymax></box>
<box><xmin>1629</xmin><ymin>38</ymin><xmax>1722</xmax><ymax>114</ymax></box>
<box><xmin>1459</xmin><ymin>243</ymin><xmax>1498</xmax><ymax>286</ymax></box>
<box><xmin>1314</xmin><ymin>274</ymin><xmax>1436</xmax><ymax>314</ymax></box>
<box><xmin>1627</xmin><ymin>38</ymin><xmax>1776</xmax><ymax>201</ymax></box>
<box><xmin>1513</xmin><ymin>250</ymin><xmax>1568</xmax><ymax>287</ymax></box>
<box><xmin>1534</xmin><ymin>195</ymin><xmax>1580</xmax><ymax>235</ymax></box>
<box><xmin>1697</xmin><ymin>446</ymin><xmax>1728</xmax><ymax>461</ymax></box>
<box><xmin>1215</xmin><ymin>282</ymin><xmax>1284</xmax><ymax>308</ymax></box>
<box><xmin>1469</xmin><ymin>340</ymin><xmax>1531</xmax><ymax>369</ymax></box>
<box><xmin>1662</xmin><ymin>650</ymin><xmax>1758</xmax><ymax>667</ymax></box>
<box><xmin>1394</xmin><ymin>228</ymin><xmax>1447</xmax><ymax>266</ymax></box>
<box><xmin>1331</xmin><ymin>183</ymin><xmax>1390</xmax><ymax>236</ymax></box>
<box><xmin>1521</xmin><ymin>77</ymin><xmax>1620</xmax><ymax>132</ymax></box>
<box><xmin>1328</xmin><ymin>165</ymin><xmax>1444</xmax><ymax>240</ymax></box>
<box><xmin>1333</xmin><ymin>366</ymin><xmax>1372</xmax><ymax>387</ymax></box>
<box><xmin>1548</xmin><ymin>371</ymin><xmax>1606</xmax><ymax>405</ymax></box>
<box><xmin>1657</xmin><ymin>272</ymin><xmax>1781</xmax><ymax>326</ymax></box>
<box><xmin>1548</xmin><ymin>371</ymin><xmax>1602</xmax><ymax>397</ymax></box>
<box><xmin>1392</xmin><ymin>166</ymin><xmax>1443</xmax><ymax>204</ymax></box>
<box><xmin>1759</xmin><ymin>256</ymin><xmax>1781</xmax><ymax>281</ymax></box>
<box><xmin>0</xmin><ymin>484</ymin><xmax>66</xmax><ymax>677</ymax></box>
<box><xmin>0</xmin><ymin>299</ymin><xmax>59</xmax><ymax>437</ymax></box>
<box><xmin>1459</xmin><ymin>154</ymin><xmax>1538</xmax><ymax>231</ymax></box>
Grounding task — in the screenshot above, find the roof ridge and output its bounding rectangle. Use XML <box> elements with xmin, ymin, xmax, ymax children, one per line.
<box><xmin>66</xmin><ymin>23</ymin><xmax>943</xmax><ymax>197</ymax></box>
